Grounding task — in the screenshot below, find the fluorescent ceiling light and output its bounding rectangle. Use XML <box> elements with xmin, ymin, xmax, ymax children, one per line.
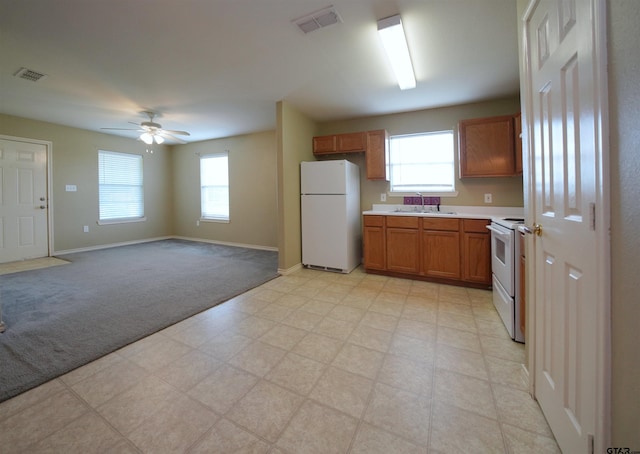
<box><xmin>377</xmin><ymin>15</ymin><xmax>416</xmax><ymax>90</ymax></box>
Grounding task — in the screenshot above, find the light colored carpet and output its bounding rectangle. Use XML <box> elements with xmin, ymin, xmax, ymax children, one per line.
<box><xmin>0</xmin><ymin>239</ymin><xmax>278</xmax><ymax>402</ymax></box>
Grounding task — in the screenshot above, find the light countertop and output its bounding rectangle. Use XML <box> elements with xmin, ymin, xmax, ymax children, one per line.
<box><xmin>363</xmin><ymin>204</ymin><xmax>524</xmax><ymax>221</ymax></box>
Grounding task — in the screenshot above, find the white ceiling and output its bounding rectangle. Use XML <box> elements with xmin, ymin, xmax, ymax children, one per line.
<box><xmin>0</xmin><ymin>0</ymin><xmax>520</xmax><ymax>143</ymax></box>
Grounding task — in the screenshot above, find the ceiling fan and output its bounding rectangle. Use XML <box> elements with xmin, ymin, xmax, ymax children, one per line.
<box><xmin>101</xmin><ymin>111</ymin><xmax>190</xmax><ymax>144</ymax></box>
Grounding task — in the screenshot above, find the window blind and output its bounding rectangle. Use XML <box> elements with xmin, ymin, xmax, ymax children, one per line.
<box><xmin>98</xmin><ymin>150</ymin><xmax>144</xmax><ymax>220</ymax></box>
<box><xmin>200</xmin><ymin>152</ymin><xmax>229</xmax><ymax>220</ymax></box>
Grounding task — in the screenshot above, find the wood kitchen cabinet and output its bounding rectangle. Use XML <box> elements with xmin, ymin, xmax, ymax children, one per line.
<box><xmin>386</xmin><ymin>216</ymin><xmax>420</xmax><ymax>274</ymax></box>
<box><xmin>312</xmin><ymin>131</ymin><xmax>366</xmax><ymax>155</ymax></box>
<box><xmin>514</xmin><ymin>112</ymin><xmax>523</xmax><ymax>175</ymax></box>
<box><xmin>365</xmin><ymin>129</ymin><xmax>389</xmax><ymax>180</ymax></box>
<box><xmin>363</xmin><ymin>215</ymin><xmax>386</xmax><ymax>270</ymax></box>
<box><xmin>363</xmin><ymin>214</ymin><xmax>491</xmax><ymax>289</ymax></box>
<box><xmin>312</xmin><ymin>135</ymin><xmax>337</xmax><ymax>154</ymax></box>
<box><xmin>458</xmin><ymin>114</ymin><xmax>516</xmax><ymax>177</ymax></box>
<box><xmin>312</xmin><ymin>130</ymin><xmax>389</xmax><ymax>180</ymax></box>
<box><xmin>421</xmin><ymin>218</ymin><xmax>461</xmax><ymax>279</ymax></box>
<box><xmin>461</xmin><ymin>219</ymin><xmax>491</xmax><ymax>285</ymax></box>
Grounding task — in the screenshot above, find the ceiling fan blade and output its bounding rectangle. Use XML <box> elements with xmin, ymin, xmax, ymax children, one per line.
<box><xmin>162</xmin><ymin>129</ymin><xmax>190</xmax><ymax>136</ymax></box>
<box><xmin>101</xmin><ymin>127</ymin><xmax>143</xmax><ymax>131</ymax></box>
<box><xmin>159</xmin><ymin>132</ymin><xmax>187</xmax><ymax>144</ymax></box>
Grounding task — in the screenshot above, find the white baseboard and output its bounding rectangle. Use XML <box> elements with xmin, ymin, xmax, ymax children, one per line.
<box><xmin>54</xmin><ymin>236</ymin><xmax>278</xmax><ymax>257</ymax></box>
<box><xmin>54</xmin><ymin>236</ymin><xmax>172</xmax><ymax>256</ymax></box>
<box><xmin>278</xmin><ymin>263</ymin><xmax>303</xmax><ymax>275</ymax></box>
<box><xmin>171</xmin><ymin>236</ymin><xmax>278</xmax><ymax>252</ymax></box>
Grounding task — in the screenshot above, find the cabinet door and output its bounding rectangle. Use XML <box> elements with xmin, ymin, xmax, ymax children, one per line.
<box><xmin>421</xmin><ymin>230</ymin><xmax>461</xmax><ymax>279</ymax></box>
<box><xmin>459</xmin><ymin>115</ymin><xmax>515</xmax><ymax>177</ymax></box>
<box><xmin>363</xmin><ymin>226</ymin><xmax>386</xmax><ymax>270</ymax></box>
<box><xmin>337</xmin><ymin>132</ymin><xmax>366</xmax><ymax>152</ymax></box>
<box><xmin>313</xmin><ymin>135</ymin><xmax>337</xmax><ymax>154</ymax></box>
<box><xmin>514</xmin><ymin>113</ymin><xmax>523</xmax><ymax>175</ymax></box>
<box><xmin>462</xmin><ymin>232</ymin><xmax>491</xmax><ymax>284</ymax></box>
<box><xmin>386</xmin><ymin>228</ymin><xmax>420</xmax><ymax>274</ymax></box>
<box><xmin>365</xmin><ymin>130</ymin><xmax>388</xmax><ymax>180</ymax></box>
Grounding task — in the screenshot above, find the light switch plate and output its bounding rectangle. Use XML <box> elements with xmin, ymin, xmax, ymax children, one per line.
<box><xmin>484</xmin><ymin>193</ymin><xmax>493</xmax><ymax>203</ymax></box>
<box><xmin>66</xmin><ymin>184</ymin><xmax>77</xmax><ymax>192</ymax></box>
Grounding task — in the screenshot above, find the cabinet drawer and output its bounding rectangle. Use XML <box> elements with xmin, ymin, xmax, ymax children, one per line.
<box><xmin>387</xmin><ymin>216</ymin><xmax>419</xmax><ymax>229</ymax></box>
<box><xmin>422</xmin><ymin>218</ymin><xmax>460</xmax><ymax>231</ymax></box>
<box><xmin>364</xmin><ymin>215</ymin><xmax>385</xmax><ymax>227</ymax></box>
<box><xmin>463</xmin><ymin>219</ymin><xmax>490</xmax><ymax>233</ymax></box>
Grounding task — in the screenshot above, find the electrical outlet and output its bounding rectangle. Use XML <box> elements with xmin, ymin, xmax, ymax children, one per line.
<box><xmin>83</xmin><ymin>226</ymin><xmax>89</xmax><ymax>233</ymax></box>
<box><xmin>484</xmin><ymin>193</ymin><xmax>493</xmax><ymax>203</ymax></box>
<box><xmin>196</xmin><ymin>220</ymin><xmax>200</xmax><ymax>227</ymax></box>
<box><xmin>380</xmin><ymin>193</ymin><xmax>387</xmax><ymax>202</ymax></box>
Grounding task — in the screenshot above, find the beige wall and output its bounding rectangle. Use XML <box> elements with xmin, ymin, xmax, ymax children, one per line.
<box><xmin>276</xmin><ymin>101</ymin><xmax>318</xmax><ymax>272</ymax></box>
<box><xmin>0</xmin><ymin>114</ymin><xmax>173</xmax><ymax>252</ymax></box>
<box><xmin>608</xmin><ymin>0</ymin><xmax>640</xmax><ymax>446</ymax></box>
<box><xmin>171</xmin><ymin>130</ymin><xmax>278</xmax><ymax>248</ymax></box>
<box><xmin>318</xmin><ymin>96</ymin><xmax>524</xmax><ymax>210</ymax></box>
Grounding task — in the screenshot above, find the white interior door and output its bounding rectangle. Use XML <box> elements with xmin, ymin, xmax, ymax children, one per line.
<box><xmin>523</xmin><ymin>0</ymin><xmax>609</xmax><ymax>452</ymax></box>
<box><xmin>0</xmin><ymin>138</ymin><xmax>49</xmax><ymax>263</ymax></box>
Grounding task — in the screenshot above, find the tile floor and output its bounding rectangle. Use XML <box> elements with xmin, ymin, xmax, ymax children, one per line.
<box><xmin>0</xmin><ymin>257</ymin><xmax>69</xmax><ymax>276</ymax></box>
<box><xmin>0</xmin><ymin>266</ymin><xmax>560</xmax><ymax>453</ymax></box>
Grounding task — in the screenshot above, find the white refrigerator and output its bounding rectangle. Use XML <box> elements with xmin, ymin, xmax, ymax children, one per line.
<box><xmin>301</xmin><ymin>160</ymin><xmax>361</xmax><ymax>273</ymax></box>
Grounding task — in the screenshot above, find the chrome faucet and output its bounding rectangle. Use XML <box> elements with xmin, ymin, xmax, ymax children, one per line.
<box><xmin>416</xmin><ymin>192</ymin><xmax>425</xmax><ymax>212</ymax></box>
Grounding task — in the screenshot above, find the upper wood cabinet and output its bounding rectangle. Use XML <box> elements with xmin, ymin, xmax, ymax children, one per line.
<box><xmin>365</xmin><ymin>129</ymin><xmax>389</xmax><ymax>181</ymax></box>
<box><xmin>337</xmin><ymin>132</ymin><xmax>366</xmax><ymax>152</ymax></box>
<box><xmin>458</xmin><ymin>114</ymin><xmax>517</xmax><ymax>177</ymax></box>
<box><xmin>313</xmin><ymin>132</ymin><xmax>366</xmax><ymax>154</ymax></box>
<box><xmin>514</xmin><ymin>112</ymin><xmax>523</xmax><ymax>175</ymax></box>
<box><xmin>312</xmin><ymin>135</ymin><xmax>337</xmax><ymax>154</ymax></box>
<box><xmin>312</xmin><ymin>129</ymin><xmax>389</xmax><ymax>180</ymax></box>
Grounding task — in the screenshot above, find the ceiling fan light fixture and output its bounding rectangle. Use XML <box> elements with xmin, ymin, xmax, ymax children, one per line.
<box><xmin>377</xmin><ymin>14</ymin><xmax>416</xmax><ymax>90</ymax></box>
<box><xmin>140</xmin><ymin>132</ymin><xmax>154</xmax><ymax>144</ymax></box>
<box><xmin>154</xmin><ymin>135</ymin><xmax>165</xmax><ymax>144</ymax></box>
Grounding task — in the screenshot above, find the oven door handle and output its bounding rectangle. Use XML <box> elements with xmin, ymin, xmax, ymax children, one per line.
<box><xmin>486</xmin><ymin>224</ymin><xmax>512</xmax><ymax>239</ymax></box>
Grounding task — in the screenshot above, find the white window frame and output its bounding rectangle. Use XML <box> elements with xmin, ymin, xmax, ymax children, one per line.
<box><xmin>200</xmin><ymin>152</ymin><xmax>230</xmax><ymax>222</ymax></box>
<box><xmin>388</xmin><ymin>130</ymin><xmax>458</xmax><ymax>196</ymax></box>
<box><xmin>97</xmin><ymin>150</ymin><xmax>145</xmax><ymax>224</ymax></box>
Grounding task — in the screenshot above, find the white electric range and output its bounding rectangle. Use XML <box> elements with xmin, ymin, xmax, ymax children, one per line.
<box><xmin>487</xmin><ymin>216</ymin><xmax>525</xmax><ymax>343</ymax></box>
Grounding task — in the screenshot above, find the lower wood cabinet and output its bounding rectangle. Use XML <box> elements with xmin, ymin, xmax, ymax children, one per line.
<box><xmin>386</xmin><ymin>216</ymin><xmax>420</xmax><ymax>274</ymax></box>
<box><xmin>363</xmin><ymin>215</ymin><xmax>385</xmax><ymax>270</ymax></box>
<box><xmin>422</xmin><ymin>218</ymin><xmax>461</xmax><ymax>279</ymax></box>
<box><xmin>461</xmin><ymin>219</ymin><xmax>492</xmax><ymax>284</ymax></box>
<box><xmin>363</xmin><ymin>214</ymin><xmax>491</xmax><ymax>288</ymax></box>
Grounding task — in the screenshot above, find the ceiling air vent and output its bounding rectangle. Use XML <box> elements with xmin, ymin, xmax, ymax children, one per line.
<box><xmin>14</xmin><ymin>67</ymin><xmax>47</xmax><ymax>82</ymax></box>
<box><xmin>293</xmin><ymin>5</ymin><xmax>342</xmax><ymax>34</ymax></box>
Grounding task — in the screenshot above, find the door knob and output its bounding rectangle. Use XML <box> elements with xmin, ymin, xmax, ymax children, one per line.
<box><xmin>522</xmin><ymin>223</ymin><xmax>542</xmax><ymax>236</ymax></box>
<box><xmin>40</xmin><ymin>197</ymin><xmax>46</xmax><ymax>201</ymax></box>
<box><xmin>39</xmin><ymin>205</ymin><xmax>46</xmax><ymax>210</ymax></box>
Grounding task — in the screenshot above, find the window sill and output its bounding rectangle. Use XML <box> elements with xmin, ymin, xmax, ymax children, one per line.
<box><xmin>97</xmin><ymin>216</ymin><xmax>147</xmax><ymax>226</ymax></box>
<box><xmin>200</xmin><ymin>217</ymin><xmax>230</xmax><ymax>224</ymax></box>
